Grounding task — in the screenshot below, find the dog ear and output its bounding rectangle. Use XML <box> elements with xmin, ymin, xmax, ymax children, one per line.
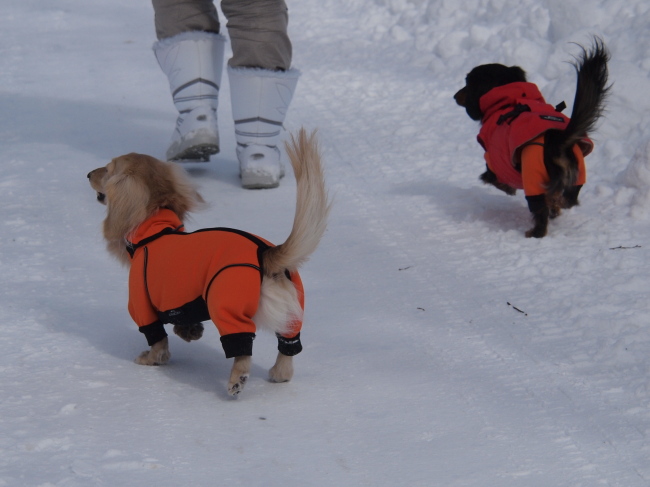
<box><xmin>103</xmin><ymin>170</ymin><xmax>150</xmax><ymax>242</ymax></box>
<box><xmin>508</xmin><ymin>66</ymin><xmax>527</xmax><ymax>82</ymax></box>
<box><xmin>161</xmin><ymin>162</ymin><xmax>205</xmax><ymax>221</ymax></box>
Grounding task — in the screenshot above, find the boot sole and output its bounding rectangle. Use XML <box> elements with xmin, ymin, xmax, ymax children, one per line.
<box><xmin>169</xmin><ymin>143</ymin><xmax>220</xmax><ymax>162</ymax></box>
<box><xmin>167</xmin><ymin>131</ymin><xmax>220</xmax><ymax>162</ymax></box>
<box><xmin>241</xmin><ymin>171</ymin><xmax>280</xmax><ymax>189</ymax></box>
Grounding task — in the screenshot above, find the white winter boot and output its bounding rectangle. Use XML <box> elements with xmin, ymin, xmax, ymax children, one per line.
<box><xmin>154</xmin><ymin>32</ymin><xmax>226</xmax><ymax>162</ymax></box>
<box><xmin>228</xmin><ymin>67</ymin><xmax>300</xmax><ymax>188</ymax></box>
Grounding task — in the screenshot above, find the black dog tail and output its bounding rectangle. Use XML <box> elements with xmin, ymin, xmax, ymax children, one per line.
<box><xmin>545</xmin><ymin>37</ymin><xmax>610</xmax><ymax>195</ymax></box>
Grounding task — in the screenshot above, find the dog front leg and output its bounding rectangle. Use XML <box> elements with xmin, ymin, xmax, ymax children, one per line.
<box><xmin>135</xmin><ymin>337</ymin><xmax>171</xmax><ymax>365</ymax></box>
<box><xmin>525</xmin><ymin>207</ymin><xmax>549</xmax><ymax>238</ymax></box>
<box><xmin>228</xmin><ymin>356</ymin><xmax>252</xmax><ymax>397</ymax></box>
<box><xmin>480</xmin><ymin>169</ymin><xmax>516</xmax><ymax>195</ymax></box>
<box><xmin>173</xmin><ymin>322</ymin><xmax>204</xmax><ymax>342</ymax></box>
<box><xmin>269</xmin><ymin>352</ymin><xmax>294</xmax><ymax>383</ymax></box>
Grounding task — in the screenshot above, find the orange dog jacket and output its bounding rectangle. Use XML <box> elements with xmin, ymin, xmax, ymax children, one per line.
<box><xmin>125</xmin><ymin>209</ymin><xmax>304</xmax><ymax>358</ymax></box>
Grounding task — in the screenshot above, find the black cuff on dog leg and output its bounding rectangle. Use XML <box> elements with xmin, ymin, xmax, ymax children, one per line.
<box><xmin>526</xmin><ymin>194</ymin><xmax>546</xmax><ymax>213</ymax></box>
<box><xmin>220</xmin><ymin>332</ymin><xmax>255</xmax><ymax>358</ymax></box>
<box><xmin>277</xmin><ymin>333</ymin><xmax>303</xmax><ymax>356</ymax></box>
<box><xmin>139</xmin><ymin>321</ymin><xmax>168</xmax><ymax>346</ymax></box>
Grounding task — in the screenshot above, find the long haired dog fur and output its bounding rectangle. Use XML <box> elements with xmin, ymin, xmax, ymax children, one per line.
<box><xmin>87</xmin><ymin>128</ymin><xmax>330</xmax><ymax>397</ymax></box>
<box><xmin>454</xmin><ymin>38</ymin><xmax>610</xmax><ymax>237</ymax></box>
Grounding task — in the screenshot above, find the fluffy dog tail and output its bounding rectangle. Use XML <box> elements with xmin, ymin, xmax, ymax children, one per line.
<box><xmin>545</xmin><ymin>37</ymin><xmax>610</xmax><ymax>194</ymax></box>
<box><xmin>253</xmin><ymin>129</ymin><xmax>330</xmax><ymax>335</ymax></box>
<box><xmin>263</xmin><ymin>128</ymin><xmax>331</xmax><ymax>277</ymax></box>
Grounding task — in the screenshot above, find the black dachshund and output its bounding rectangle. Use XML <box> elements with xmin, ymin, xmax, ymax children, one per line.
<box><xmin>455</xmin><ymin>38</ymin><xmax>610</xmax><ymax>238</ymax></box>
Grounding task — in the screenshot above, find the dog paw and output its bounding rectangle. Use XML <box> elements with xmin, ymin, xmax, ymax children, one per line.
<box><xmin>134</xmin><ymin>351</ymin><xmax>153</xmax><ymax>365</ymax></box>
<box><xmin>268</xmin><ymin>367</ymin><xmax>292</xmax><ymax>383</ymax></box>
<box><xmin>135</xmin><ymin>339</ymin><xmax>171</xmax><ymax>366</ymax></box>
<box><xmin>135</xmin><ymin>350</ymin><xmax>166</xmax><ymax>366</ymax></box>
<box><xmin>525</xmin><ymin>227</ymin><xmax>547</xmax><ymax>238</ymax></box>
<box><xmin>173</xmin><ymin>323</ymin><xmax>204</xmax><ymax>342</ymax></box>
<box><xmin>480</xmin><ymin>171</ymin><xmax>516</xmax><ymax>195</ymax></box>
<box><xmin>269</xmin><ymin>354</ymin><xmax>294</xmax><ymax>383</ymax></box>
<box><xmin>227</xmin><ymin>374</ymin><xmax>249</xmax><ymax>397</ymax></box>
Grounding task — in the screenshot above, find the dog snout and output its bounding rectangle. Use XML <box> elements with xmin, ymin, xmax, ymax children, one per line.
<box><xmin>87</xmin><ymin>167</ymin><xmax>107</xmax><ymax>184</ymax></box>
<box><xmin>454</xmin><ymin>87</ymin><xmax>467</xmax><ymax>107</ymax></box>
<box><xmin>87</xmin><ymin>168</ymin><xmax>104</xmax><ymax>179</ymax></box>
<box><xmin>87</xmin><ymin>167</ymin><xmax>109</xmax><ymax>204</ymax></box>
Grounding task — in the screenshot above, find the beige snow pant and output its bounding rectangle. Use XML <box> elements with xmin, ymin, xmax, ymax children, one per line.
<box><xmin>151</xmin><ymin>0</ymin><xmax>292</xmax><ymax>70</ymax></box>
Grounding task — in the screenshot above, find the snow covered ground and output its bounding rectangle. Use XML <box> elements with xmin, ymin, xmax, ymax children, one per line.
<box><xmin>1</xmin><ymin>0</ymin><xmax>650</xmax><ymax>485</ymax></box>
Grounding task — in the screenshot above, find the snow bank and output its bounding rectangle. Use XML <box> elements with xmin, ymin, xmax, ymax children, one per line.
<box><xmin>347</xmin><ymin>0</ymin><xmax>650</xmax><ymax>215</ymax></box>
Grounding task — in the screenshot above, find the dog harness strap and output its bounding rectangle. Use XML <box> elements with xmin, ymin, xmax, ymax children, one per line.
<box><xmin>205</xmin><ymin>263</ymin><xmax>263</xmax><ymax>301</ymax></box>
<box><xmin>497</xmin><ymin>103</ymin><xmax>531</xmax><ymax>125</ymax></box>
<box><xmin>192</xmin><ymin>227</ymin><xmax>271</xmax><ymax>251</ymax></box>
<box><xmin>143</xmin><ymin>246</ymin><xmax>154</xmax><ymax>313</ymax></box>
<box><xmin>126</xmin><ymin>225</ymin><xmax>185</xmax><ymax>258</ymax></box>
<box><xmin>190</xmin><ymin>227</ymin><xmax>272</xmax><ymax>276</ymax></box>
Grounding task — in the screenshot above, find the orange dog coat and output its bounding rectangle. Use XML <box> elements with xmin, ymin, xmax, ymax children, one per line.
<box><xmin>126</xmin><ymin>209</ymin><xmax>304</xmax><ymax>358</ymax></box>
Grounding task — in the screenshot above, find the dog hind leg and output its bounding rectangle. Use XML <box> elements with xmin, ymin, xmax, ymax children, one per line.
<box><xmin>269</xmin><ymin>352</ymin><xmax>294</xmax><ymax>383</ymax></box>
<box><xmin>547</xmin><ymin>192</ymin><xmax>563</xmax><ymax>219</ymax></box>
<box><xmin>526</xmin><ymin>206</ymin><xmax>549</xmax><ymax>238</ymax></box>
<box><xmin>228</xmin><ymin>356</ymin><xmax>252</xmax><ymax>396</ymax></box>
<box><xmin>562</xmin><ymin>185</ymin><xmax>582</xmax><ymax>209</ymax></box>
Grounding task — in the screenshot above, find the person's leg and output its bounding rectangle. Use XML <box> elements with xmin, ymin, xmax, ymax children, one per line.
<box><xmin>152</xmin><ymin>0</ymin><xmax>220</xmax><ymax>39</ymax></box>
<box><xmin>221</xmin><ymin>0</ymin><xmax>291</xmax><ymax>70</ymax></box>
<box><xmin>222</xmin><ymin>0</ymin><xmax>300</xmax><ymax>188</ymax></box>
<box><xmin>152</xmin><ymin>0</ymin><xmax>225</xmax><ymax>161</ymax></box>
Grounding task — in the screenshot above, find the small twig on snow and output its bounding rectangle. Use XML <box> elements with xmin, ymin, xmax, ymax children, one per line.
<box><xmin>507</xmin><ymin>302</ymin><xmax>528</xmax><ymax>316</ymax></box>
<box><xmin>609</xmin><ymin>245</ymin><xmax>641</xmax><ymax>250</ymax></box>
